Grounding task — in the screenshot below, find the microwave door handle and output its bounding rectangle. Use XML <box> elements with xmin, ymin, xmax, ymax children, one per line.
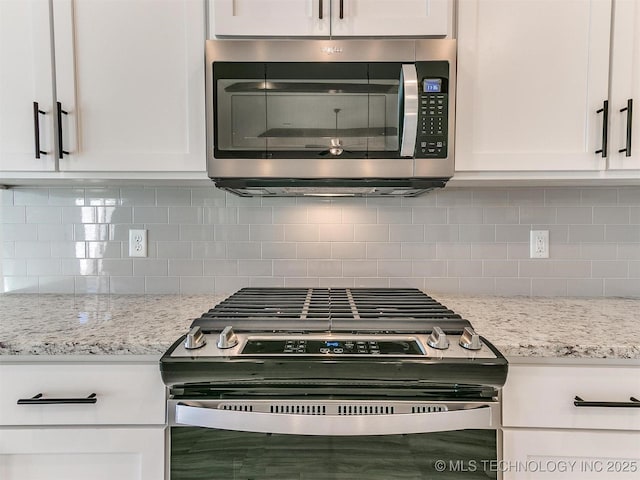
<box><xmin>175</xmin><ymin>403</ymin><xmax>495</xmax><ymax>436</ymax></box>
<box><xmin>400</xmin><ymin>64</ymin><xmax>419</xmax><ymax>157</ymax></box>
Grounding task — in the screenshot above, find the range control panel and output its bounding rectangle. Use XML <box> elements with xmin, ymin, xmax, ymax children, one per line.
<box><xmin>415</xmin><ymin>61</ymin><xmax>449</xmax><ymax>159</ymax></box>
<box><xmin>241</xmin><ymin>339</ymin><xmax>423</xmax><ymax>355</ymax></box>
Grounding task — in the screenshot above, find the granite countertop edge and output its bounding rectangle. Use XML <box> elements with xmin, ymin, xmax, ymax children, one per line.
<box><xmin>1</xmin><ymin>293</ymin><xmax>638</xmax><ymax>360</ymax></box>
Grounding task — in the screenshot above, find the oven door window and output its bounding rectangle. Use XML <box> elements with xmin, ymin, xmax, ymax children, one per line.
<box><xmin>171</xmin><ymin>427</ymin><xmax>497</xmax><ymax>479</ymax></box>
<box><xmin>214</xmin><ymin>62</ymin><xmax>402</xmax><ymax>159</ymax></box>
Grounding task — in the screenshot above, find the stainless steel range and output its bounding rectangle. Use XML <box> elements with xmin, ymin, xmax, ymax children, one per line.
<box><xmin>161</xmin><ymin>288</ymin><xmax>508</xmax><ymax>479</ymax></box>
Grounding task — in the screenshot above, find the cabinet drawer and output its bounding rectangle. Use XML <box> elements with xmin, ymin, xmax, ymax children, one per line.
<box><xmin>502</xmin><ymin>429</ymin><xmax>640</xmax><ymax>479</ymax></box>
<box><xmin>0</xmin><ymin>362</ymin><xmax>166</xmax><ymax>426</ymax></box>
<box><xmin>502</xmin><ymin>364</ymin><xmax>640</xmax><ymax>430</ymax></box>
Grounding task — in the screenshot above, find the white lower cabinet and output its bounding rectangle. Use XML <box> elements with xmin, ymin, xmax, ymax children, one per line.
<box><xmin>0</xmin><ymin>358</ymin><xmax>166</xmax><ymax>480</ymax></box>
<box><xmin>501</xmin><ymin>361</ymin><xmax>640</xmax><ymax>480</ymax></box>
<box><xmin>0</xmin><ymin>427</ymin><xmax>164</xmax><ymax>480</ymax></box>
<box><xmin>502</xmin><ymin>429</ymin><xmax>640</xmax><ymax>480</ymax></box>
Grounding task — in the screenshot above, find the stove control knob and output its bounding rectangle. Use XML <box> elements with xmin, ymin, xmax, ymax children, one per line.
<box><xmin>217</xmin><ymin>325</ymin><xmax>239</xmax><ymax>349</ymax></box>
<box><xmin>184</xmin><ymin>326</ymin><xmax>207</xmax><ymax>350</ymax></box>
<box><xmin>459</xmin><ymin>327</ymin><xmax>482</xmax><ymax>351</ymax></box>
<box><xmin>427</xmin><ymin>326</ymin><xmax>449</xmax><ymax>350</ymax></box>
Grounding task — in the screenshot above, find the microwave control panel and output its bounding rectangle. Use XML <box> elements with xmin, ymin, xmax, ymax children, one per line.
<box><xmin>415</xmin><ymin>62</ymin><xmax>449</xmax><ymax>158</ymax></box>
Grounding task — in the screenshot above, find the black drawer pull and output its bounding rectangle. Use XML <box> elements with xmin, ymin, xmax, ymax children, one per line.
<box><xmin>574</xmin><ymin>396</ymin><xmax>640</xmax><ymax>408</ymax></box>
<box><xmin>595</xmin><ymin>100</ymin><xmax>609</xmax><ymax>158</ymax></box>
<box><xmin>17</xmin><ymin>392</ymin><xmax>97</xmax><ymax>405</ymax></box>
<box><xmin>56</xmin><ymin>101</ymin><xmax>70</xmax><ymax>159</ymax></box>
<box><xmin>33</xmin><ymin>102</ymin><xmax>48</xmax><ymax>158</ymax></box>
<box><xmin>619</xmin><ymin>98</ymin><xmax>633</xmax><ymax>156</ymax></box>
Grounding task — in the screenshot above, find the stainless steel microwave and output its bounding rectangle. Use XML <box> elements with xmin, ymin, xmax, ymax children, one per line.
<box><xmin>206</xmin><ymin>39</ymin><xmax>456</xmax><ymax>197</ymax></box>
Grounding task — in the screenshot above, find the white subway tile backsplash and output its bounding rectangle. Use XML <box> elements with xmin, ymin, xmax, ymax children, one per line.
<box><xmin>26</xmin><ymin>259</ymin><xmax>61</xmax><ymax>276</ymax></box>
<box><xmin>331</xmin><ymin>242</ymin><xmax>366</xmax><ymax>259</ymax></box>
<box><xmin>14</xmin><ymin>188</ymin><xmax>49</xmax><ymax>206</ymax></box>
<box><xmin>145</xmin><ymin>277</ymin><xmax>180</xmax><ymax>294</ymax></box>
<box><xmin>2</xmin><ymin>186</ymin><xmax>638</xmax><ymax>297</ymax></box>
<box><xmin>318</xmin><ymin>224</ymin><xmax>354</xmax><ymax>242</ymax></box>
<box><xmin>1</xmin><ymin>206</ymin><xmax>25</xmax><ymax>223</ymax></box>
<box><xmin>297</xmin><ymin>242</ymin><xmax>331</xmax><ymax>259</ymax></box>
<box><xmin>75</xmin><ymin>276</ymin><xmax>110</xmax><ymax>294</ymax></box>
<box><xmin>3</xmin><ymin>224</ymin><xmax>38</xmax><ymax>241</ymax></box>
<box><xmin>133</xmin><ymin>207</ymin><xmax>168</xmax><ymax>224</ymax></box>
<box><xmin>250</xmin><ymin>225</ymin><xmax>284</xmax><ymax>242</ymax></box>
<box><xmin>459</xmin><ymin>225</ymin><xmax>496</xmax><ymax>243</ymax></box>
<box><xmin>390</xmin><ymin>225</ymin><xmax>423</xmax><ymax>242</ymax></box>
<box><xmin>284</xmin><ymin>224</ymin><xmax>319</xmax><ymax>242</ymax></box>
<box><xmin>169</xmin><ymin>259</ymin><xmax>203</xmax><ymax>276</ymax></box>
<box><xmin>96</xmin><ymin>207</ymin><xmax>132</xmax><ymax>224</ymax></box>
<box><xmin>38</xmin><ymin>276</ymin><xmax>74</xmax><ymax>293</ymax></box>
<box><xmin>238</xmin><ymin>260</ymin><xmax>272</xmax><ymax>276</ymax></box>
<box><xmin>354</xmin><ymin>225</ymin><xmax>389</xmax><ymax>242</ymax></box>
<box><xmin>273</xmin><ymin>260</ymin><xmax>307</xmax><ymax>277</ymax></box>
<box><xmin>556</xmin><ymin>207</ymin><xmax>593</xmax><ymax>224</ymax></box>
<box><xmin>605</xmin><ymin>225</ymin><xmax>640</xmax><ymax>243</ymax></box>
<box><xmin>214</xmin><ymin>224</ymin><xmax>250</xmax><ymax>241</ymax></box>
<box><xmin>169</xmin><ymin>207</ymin><xmax>203</xmax><ymax>224</ymax></box>
<box><xmin>156</xmin><ymin>188</ymin><xmax>191</xmax><ymax>206</ymax></box>
<box><xmin>367</xmin><ymin>242</ymin><xmax>401</xmax><ymax>259</ymax></box>
<box><xmin>343</xmin><ymin>260</ymin><xmax>377</xmax><ymax>277</ymax></box>
<box><xmin>308</xmin><ymin>260</ymin><xmax>342</xmax><ymax>277</ymax></box>
<box><xmin>180</xmin><ymin>225</ymin><xmax>214</xmax><ymax>241</ymax></box>
<box><xmin>74</xmin><ymin>224</ymin><xmax>109</xmax><ymax>241</ymax></box>
<box><xmin>37</xmin><ymin>224</ymin><xmax>74</xmax><ymax>241</ymax></box>
<box><xmin>227</xmin><ymin>242</ymin><xmax>261</xmax><ymax>259</ymax></box>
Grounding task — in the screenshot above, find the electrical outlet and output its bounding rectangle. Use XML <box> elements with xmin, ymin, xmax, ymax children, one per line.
<box><xmin>530</xmin><ymin>230</ymin><xmax>549</xmax><ymax>258</ymax></box>
<box><xmin>129</xmin><ymin>229</ymin><xmax>147</xmax><ymax>257</ymax></box>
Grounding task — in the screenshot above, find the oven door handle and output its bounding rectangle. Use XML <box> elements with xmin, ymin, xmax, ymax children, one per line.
<box><xmin>399</xmin><ymin>64</ymin><xmax>419</xmax><ymax>157</ymax></box>
<box><xmin>174</xmin><ymin>403</ymin><xmax>495</xmax><ymax>436</ymax></box>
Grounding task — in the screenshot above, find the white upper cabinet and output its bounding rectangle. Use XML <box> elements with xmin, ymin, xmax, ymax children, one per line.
<box><xmin>0</xmin><ymin>0</ymin><xmax>206</xmax><ymax>176</ymax></box>
<box><xmin>0</xmin><ymin>0</ymin><xmax>56</xmax><ymax>171</ymax></box>
<box><xmin>455</xmin><ymin>0</ymin><xmax>612</xmax><ymax>172</ymax></box>
<box><xmin>53</xmin><ymin>0</ymin><xmax>205</xmax><ymax>172</ymax></box>
<box><xmin>211</xmin><ymin>0</ymin><xmax>450</xmax><ymax>37</ymax></box>
<box><xmin>609</xmin><ymin>0</ymin><xmax>640</xmax><ymax>170</ymax></box>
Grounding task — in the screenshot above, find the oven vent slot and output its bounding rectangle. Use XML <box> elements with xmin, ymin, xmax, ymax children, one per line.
<box><xmin>411</xmin><ymin>405</ymin><xmax>448</xmax><ymax>413</ymax></box>
<box><xmin>220</xmin><ymin>403</ymin><xmax>253</xmax><ymax>412</ymax></box>
<box><xmin>338</xmin><ymin>404</ymin><xmax>395</xmax><ymax>415</ymax></box>
<box><xmin>270</xmin><ymin>404</ymin><xmax>327</xmax><ymax>415</ymax></box>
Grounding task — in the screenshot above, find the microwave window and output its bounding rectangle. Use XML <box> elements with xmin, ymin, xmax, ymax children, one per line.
<box><xmin>214</xmin><ymin>62</ymin><xmax>402</xmax><ymax>158</ymax></box>
<box><xmin>423</xmin><ymin>79</ymin><xmax>442</xmax><ymax>93</ymax></box>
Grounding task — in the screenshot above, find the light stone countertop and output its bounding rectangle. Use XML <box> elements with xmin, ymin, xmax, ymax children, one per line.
<box><xmin>0</xmin><ymin>293</ymin><xmax>638</xmax><ymax>359</ymax></box>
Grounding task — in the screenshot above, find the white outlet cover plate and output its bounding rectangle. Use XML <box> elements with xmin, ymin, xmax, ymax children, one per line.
<box><xmin>129</xmin><ymin>229</ymin><xmax>147</xmax><ymax>257</ymax></box>
<box><xmin>530</xmin><ymin>230</ymin><xmax>549</xmax><ymax>258</ymax></box>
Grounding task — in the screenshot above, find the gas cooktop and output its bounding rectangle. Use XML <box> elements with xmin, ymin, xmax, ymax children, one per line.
<box><xmin>160</xmin><ymin>288</ymin><xmax>508</xmax><ymax>396</ymax></box>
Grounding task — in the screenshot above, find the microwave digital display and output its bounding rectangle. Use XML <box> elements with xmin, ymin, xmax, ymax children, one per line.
<box><xmin>423</xmin><ymin>78</ymin><xmax>442</xmax><ymax>93</ymax></box>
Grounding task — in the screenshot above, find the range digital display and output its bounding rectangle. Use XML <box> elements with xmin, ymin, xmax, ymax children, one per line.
<box><xmin>423</xmin><ymin>78</ymin><xmax>442</xmax><ymax>93</ymax></box>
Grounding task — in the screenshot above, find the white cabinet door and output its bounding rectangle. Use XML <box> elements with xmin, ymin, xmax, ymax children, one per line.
<box><xmin>609</xmin><ymin>0</ymin><xmax>640</xmax><ymax>171</ymax></box>
<box><xmin>0</xmin><ymin>0</ymin><xmax>56</xmax><ymax>171</ymax></box>
<box><xmin>502</xmin><ymin>429</ymin><xmax>640</xmax><ymax>480</ymax></box>
<box><xmin>330</xmin><ymin>0</ymin><xmax>450</xmax><ymax>37</ymax></box>
<box><xmin>455</xmin><ymin>0</ymin><xmax>612</xmax><ymax>172</ymax></box>
<box><xmin>53</xmin><ymin>0</ymin><xmax>205</xmax><ymax>172</ymax></box>
<box><xmin>0</xmin><ymin>427</ymin><xmax>165</xmax><ymax>480</ymax></box>
<box><xmin>211</xmin><ymin>0</ymin><xmax>449</xmax><ymax>37</ymax></box>
<box><xmin>212</xmin><ymin>0</ymin><xmax>330</xmax><ymax>36</ymax></box>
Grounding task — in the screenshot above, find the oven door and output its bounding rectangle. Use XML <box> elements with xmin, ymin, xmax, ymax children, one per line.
<box><xmin>168</xmin><ymin>399</ymin><xmax>499</xmax><ymax>479</ymax></box>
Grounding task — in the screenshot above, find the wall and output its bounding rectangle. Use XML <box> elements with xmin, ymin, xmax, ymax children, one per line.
<box><xmin>1</xmin><ymin>185</ymin><xmax>639</xmax><ymax>297</ymax></box>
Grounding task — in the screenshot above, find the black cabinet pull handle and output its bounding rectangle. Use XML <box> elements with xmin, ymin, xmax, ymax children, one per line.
<box><xmin>574</xmin><ymin>395</ymin><xmax>640</xmax><ymax>408</ymax></box>
<box><xmin>619</xmin><ymin>98</ymin><xmax>633</xmax><ymax>156</ymax></box>
<box><xmin>56</xmin><ymin>101</ymin><xmax>70</xmax><ymax>159</ymax></box>
<box><xmin>319</xmin><ymin>0</ymin><xmax>323</xmax><ymax>19</ymax></box>
<box><xmin>595</xmin><ymin>100</ymin><xmax>609</xmax><ymax>157</ymax></box>
<box><xmin>17</xmin><ymin>392</ymin><xmax>97</xmax><ymax>405</ymax></box>
<box><xmin>339</xmin><ymin>0</ymin><xmax>344</xmax><ymax>19</ymax></box>
<box><xmin>33</xmin><ymin>102</ymin><xmax>47</xmax><ymax>158</ymax></box>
